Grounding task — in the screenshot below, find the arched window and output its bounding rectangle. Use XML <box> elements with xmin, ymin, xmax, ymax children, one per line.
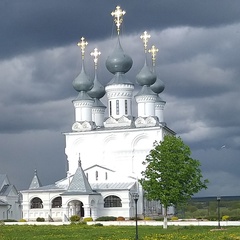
<box><xmin>30</xmin><ymin>197</ymin><xmax>43</xmax><ymax>209</ymax></box>
<box><xmin>51</xmin><ymin>197</ymin><xmax>62</xmax><ymax>208</ymax></box>
<box><xmin>104</xmin><ymin>195</ymin><xmax>122</xmax><ymax>208</ymax></box>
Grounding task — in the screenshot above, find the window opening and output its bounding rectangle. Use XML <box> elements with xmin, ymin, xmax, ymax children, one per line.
<box><xmin>104</xmin><ymin>195</ymin><xmax>122</xmax><ymax>208</ymax></box>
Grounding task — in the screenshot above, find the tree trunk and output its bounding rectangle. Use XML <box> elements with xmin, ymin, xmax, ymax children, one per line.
<box><xmin>163</xmin><ymin>205</ymin><xmax>168</xmax><ymax>229</ymax></box>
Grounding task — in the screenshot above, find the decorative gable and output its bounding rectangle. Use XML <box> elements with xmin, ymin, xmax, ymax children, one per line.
<box><xmin>104</xmin><ymin>116</ymin><xmax>132</xmax><ymax>128</ymax></box>
<box><xmin>72</xmin><ymin>121</ymin><xmax>96</xmax><ymax>132</ymax></box>
<box><xmin>135</xmin><ymin>116</ymin><xmax>158</xmax><ymax>128</ymax></box>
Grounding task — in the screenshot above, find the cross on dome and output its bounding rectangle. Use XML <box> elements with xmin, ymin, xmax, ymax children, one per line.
<box><xmin>90</xmin><ymin>48</ymin><xmax>101</xmax><ymax>69</ymax></box>
<box><xmin>77</xmin><ymin>37</ymin><xmax>88</xmax><ymax>59</ymax></box>
<box><xmin>111</xmin><ymin>6</ymin><xmax>126</xmax><ymax>35</ymax></box>
<box><xmin>149</xmin><ymin>45</ymin><xmax>159</xmax><ymax>67</ymax></box>
<box><xmin>140</xmin><ymin>31</ymin><xmax>151</xmax><ymax>53</ymax></box>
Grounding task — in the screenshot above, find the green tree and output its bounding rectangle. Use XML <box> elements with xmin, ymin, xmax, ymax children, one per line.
<box><xmin>140</xmin><ymin>135</ymin><xmax>208</xmax><ymax>228</ymax></box>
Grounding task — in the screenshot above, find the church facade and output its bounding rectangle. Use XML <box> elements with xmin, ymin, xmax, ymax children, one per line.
<box><xmin>21</xmin><ymin>6</ymin><xmax>175</xmax><ymax>222</ymax></box>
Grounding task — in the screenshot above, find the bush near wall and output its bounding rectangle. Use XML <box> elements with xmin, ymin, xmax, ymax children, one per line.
<box><xmin>171</xmin><ymin>216</ymin><xmax>179</xmax><ymax>221</ymax></box>
<box><xmin>228</xmin><ymin>216</ymin><xmax>240</xmax><ymax>221</ymax></box>
<box><xmin>83</xmin><ymin>217</ymin><xmax>93</xmax><ymax>222</ymax></box>
<box><xmin>70</xmin><ymin>215</ymin><xmax>80</xmax><ymax>222</ymax></box>
<box><xmin>36</xmin><ymin>217</ymin><xmax>45</xmax><ymax>222</ymax></box>
<box><xmin>144</xmin><ymin>217</ymin><xmax>153</xmax><ymax>221</ymax></box>
<box><xmin>222</xmin><ymin>215</ymin><xmax>230</xmax><ymax>221</ymax></box>
<box><xmin>18</xmin><ymin>219</ymin><xmax>27</xmax><ymax>222</ymax></box>
<box><xmin>95</xmin><ymin>216</ymin><xmax>117</xmax><ymax>221</ymax></box>
<box><xmin>117</xmin><ymin>216</ymin><xmax>125</xmax><ymax>221</ymax></box>
<box><xmin>3</xmin><ymin>219</ymin><xmax>18</xmax><ymax>222</ymax></box>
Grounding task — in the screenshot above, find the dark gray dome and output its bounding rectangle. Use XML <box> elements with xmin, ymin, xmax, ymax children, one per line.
<box><xmin>88</xmin><ymin>74</ymin><xmax>105</xmax><ymax>99</ymax></box>
<box><xmin>136</xmin><ymin>62</ymin><xmax>156</xmax><ymax>86</ymax></box>
<box><xmin>106</xmin><ymin>38</ymin><xmax>133</xmax><ymax>74</ymax></box>
<box><xmin>72</xmin><ymin>64</ymin><xmax>93</xmax><ymax>92</ymax></box>
<box><xmin>150</xmin><ymin>76</ymin><xmax>165</xmax><ymax>94</ymax></box>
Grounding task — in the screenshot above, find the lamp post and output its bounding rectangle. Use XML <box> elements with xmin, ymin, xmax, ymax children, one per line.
<box><xmin>132</xmin><ymin>192</ymin><xmax>139</xmax><ymax>240</ymax></box>
<box><xmin>217</xmin><ymin>196</ymin><xmax>221</xmax><ymax>229</ymax></box>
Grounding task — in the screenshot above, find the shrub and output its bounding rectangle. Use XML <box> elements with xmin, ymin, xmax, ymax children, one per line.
<box><xmin>205</xmin><ymin>216</ymin><xmax>217</xmax><ymax>221</ymax></box>
<box><xmin>0</xmin><ymin>221</ymin><xmax>4</xmax><ymax>225</ymax></box>
<box><xmin>94</xmin><ymin>223</ymin><xmax>103</xmax><ymax>226</ymax></box>
<box><xmin>3</xmin><ymin>219</ymin><xmax>18</xmax><ymax>222</ymax></box>
<box><xmin>70</xmin><ymin>215</ymin><xmax>80</xmax><ymax>222</ymax></box>
<box><xmin>117</xmin><ymin>216</ymin><xmax>125</xmax><ymax>221</ymax></box>
<box><xmin>222</xmin><ymin>215</ymin><xmax>230</xmax><ymax>221</ymax></box>
<box><xmin>144</xmin><ymin>217</ymin><xmax>152</xmax><ymax>221</ymax></box>
<box><xmin>228</xmin><ymin>216</ymin><xmax>240</xmax><ymax>221</ymax></box>
<box><xmin>95</xmin><ymin>216</ymin><xmax>117</xmax><ymax>221</ymax></box>
<box><xmin>171</xmin><ymin>216</ymin><xmax>179</xmax><ymax>221</ymax></box>
<box><xmin>129</xmin><ymin>216</ymin><xmax>143</xmax><ymax>220</ymax></box>
<box><xmin>36</xmin><ymin>217</ymin><xmax>45</xmax><ymax>222</ymax></box>
<box><xmin>83</xmin><ymin>217</ymin><xmax>93</xmax><ymax>222</ymax></box>
<box><xmin>19</xmin><ymin>219</ymin><xmax>27</xmax><ymax>222</ymax></box>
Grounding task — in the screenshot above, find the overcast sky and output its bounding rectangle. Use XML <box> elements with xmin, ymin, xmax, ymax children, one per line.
<box><xmin>1</xmin><ymin>0</ymin><xmax>240</xmax><ymax>197</ymax></box>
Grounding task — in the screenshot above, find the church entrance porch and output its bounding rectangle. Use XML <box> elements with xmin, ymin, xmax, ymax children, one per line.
<box><xmin>68</xmin><ymin>200</ymin><xmax>84</xmax><ymax>218</ymax></box>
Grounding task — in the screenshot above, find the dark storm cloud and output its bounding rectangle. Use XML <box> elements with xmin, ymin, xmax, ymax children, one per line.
<box><xmin>1</xmin><ymin>0</ymin><xmax>240</xmax><ymax>60</ymax></box>
<box><xmin>1</xmin><ymin>1</ymin><xmax>240</xmax><ymax>195</ymax></box>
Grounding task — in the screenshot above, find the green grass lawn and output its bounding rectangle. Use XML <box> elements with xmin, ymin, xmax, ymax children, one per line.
<box><xmin>1</xmin><ymin>224</ymin><xmax>240</xmax><ymax>240</ymax></box>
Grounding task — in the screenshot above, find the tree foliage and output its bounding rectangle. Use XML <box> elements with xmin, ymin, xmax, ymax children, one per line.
<box><xmin>140</xmin><ymin>135</ymin><xmax>208</xmax><ymax>209</ymax></box>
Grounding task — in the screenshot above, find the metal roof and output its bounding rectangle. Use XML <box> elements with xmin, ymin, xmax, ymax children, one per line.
<box><xmin>29</xmin><ymin>170</ymin><xmax>42</xmax><ymax>189</ymax></box>
<box><xmin>62</xmin><ymin>164</ymin><xmax>96</xmax><ymax>195</ymax></box>
<box><xmin>91</xmin><ymin>182</ymin><xmax>135</xmax><ymax>191</ymax></box>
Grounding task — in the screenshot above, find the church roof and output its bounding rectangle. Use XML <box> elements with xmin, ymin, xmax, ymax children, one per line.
<box><xmin>91</xmin><ymin>182</ymin><xmax>135</xmax><ymax>191</ymax></box>
<box><xmin>84</xmin><ymin>164</ymin><xmax>115</xmax><ymax>172</ymax></box>
<box><xmin>0</xmin><ymin>174</ymin><xmax>9</xmax><ymax>187</ymax></box>
<box><xmin>62</xmin><ymin>161</ymin><xmax>97</xmax><ymax>196</ymax></box>
<box><xmin>29</xmin><ymin>170</ymin><xmax>42</xmax><ymax>189</ymax></box>
<box><xmin>0</xmin><ymin>184</ymin><xmax>10</xmax><ymax>196</ymax></box>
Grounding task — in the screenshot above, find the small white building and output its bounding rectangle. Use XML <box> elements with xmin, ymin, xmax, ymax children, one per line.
<box><xmin>0</xmin><ymin>174</ymin><xmax>21</xmax><ymax>220</ymax></box>
<box><xmin>21</xmin><ymin>6</ymin><xmax>175</xmax><ymax>222</ymax></box>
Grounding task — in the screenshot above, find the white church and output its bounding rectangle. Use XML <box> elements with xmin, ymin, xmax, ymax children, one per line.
<box><xmin>21</xmin><ymin>6</ymin><xmax>175</xmax><ymax>222</ymax></box>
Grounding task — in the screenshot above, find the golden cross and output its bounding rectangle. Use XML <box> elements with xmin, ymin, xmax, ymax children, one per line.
<box><xmin>77</xmin><ymin>37</ymin><xmax>88</xmax><ymax>59</ymax></box>
<box><xmin>148</xmin><ymin>45</ymin><xmax>159</xmax><ymax>66</ymax></box>
<box><xmin>90</xmin><ymin>48</ymin><xmax>101</xmax><ymax>69</ymax></box>
<box><xmin>140</xmin><ymin>31</ymin><xmax>151</xmax><ymax>53</ymax></box>
<box><xmin>111</xmin><ymin>6</ymin><xmax>126</xmax><ymax>35</ymax></box>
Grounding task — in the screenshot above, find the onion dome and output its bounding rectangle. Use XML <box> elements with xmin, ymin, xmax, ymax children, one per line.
<box><xmin>72</xmin><ymin>64</ymin><xmax>93</xmax><ymax>92</ymax></box>
<box><xmin>88</xmin><ymin>74</ymin><xmax>105</xmax><ymax>99</ymax></box>
<box><xmin>150</xmin><ymin>75</ymin><xmax>165</xmax><ymax>94</ymax></box>
<box><xmin>72</xmin><ymin>37</ymin><xmax>93</xmax><ymax>92</ymax></box>
<box><xmin>136</xmin><ymin>61</ymin><xmax>157</xmax><ymax>86</ymax></box>
<box><xmin>106</xmin><ymin>38</ymin><xmax>133</xmax><ymax>74</ymax></box>
<box><xmin>148</xmin><ymin>45</ymin><xmax>165</xmax><ymax>94</ymax></box>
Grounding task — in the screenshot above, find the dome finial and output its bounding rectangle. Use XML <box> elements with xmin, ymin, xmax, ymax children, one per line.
<box><xmin>77</xmin><ymin>37</ymin><xmax>88</xmax><ymax>60</ymax></box>
<box><xmin>140</xmin><ymin>31</ymin><xmax>151</xmax><ymax>54</ymax></box>
<box><xmin>111</xmin><ymin>6</ymin><xmax>126</xmax><ymax>35</ymax></box>
<box><xmin>148</xmin><ymin>45</ymin><xmax>159</xmax><ymax>67</ymax></box>
<box><xmin>90</xmin><ymin>48</ymin><xmax>101</xmax><ymax>70</ymax></box>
